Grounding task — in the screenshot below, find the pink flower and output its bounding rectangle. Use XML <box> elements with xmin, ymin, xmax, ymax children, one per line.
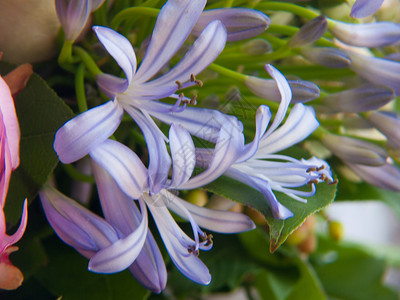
<box><xmin>0</xmin><ymin>72</ymin><xmax>28</xmax><ymax>290</ymax></box>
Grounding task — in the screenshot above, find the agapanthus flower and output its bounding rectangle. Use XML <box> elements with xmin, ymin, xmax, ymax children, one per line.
<box><xmin>42</xmin><ymin>123</ymin><xmax>254</xmax><ymax>291</ymax></box>
<box><xmin>0</xmin><ymin>74</ymin><xmax>28</xmax><ymax>290</ymax></box>
<box><xmin>366</xmin><ymin>111</ymin><xmax>400</xmax><ymax>149</ymax></box>
<box><xmin>350</xmin><ymin>0</ymin><xmax>384</xmax><ymax>18</ymax></box>
<box><xmin>54</xmin><ymin>0</ymin><xmax>234</xmax><ymax>194</ymax></box>
<box><xmin>56</xmin><ymin>0</ymin><xmax>105</xmax><ymax>42</ymax></box>
<box><xmin>196</xmin><ymin>65</ymin><xmax>334</xmax><ymax>219</ymax></box>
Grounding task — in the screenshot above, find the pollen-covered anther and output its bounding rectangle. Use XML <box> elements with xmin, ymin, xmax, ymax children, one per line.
<box><xmin>188</xmin><ymin>246</ymin><xmax>200</xmax><ymax>257</ymax></box>
<box><xmin>328</xmin><ymin>178</ymin><xmax>339</xmax><ymax>185</ymax></box>
<box><xmin>317</xmin><ymin>165</ymin><xmax>325</xmax><ymax>171</ymax></box>
<box><xmin>190</xmin><ymin>73</ymin><xmax>203</xmax><ymax>87</ymax></box>
<box><xmin>306</xmin><ymin>167</ymin><xmax>317</xmax><ymax>173</ymax></box>
<box><xmin>308</xmin><ymin>179</ymin><xmax>319</xmax><ymax>185</ymax></box>
<box><xmin>202</xmin><ymin>233</ymin><xmax>213</xmax><ymax>247</ymax></box>
<box><xmin>190</xmin><ymin>95</ymin><xmax>197</xmax><ymax>105</ymax></box>
<box><xmin>175</xmin><ymin>80</ymin><xmax>183</xmax><ymax>89</ymax></box>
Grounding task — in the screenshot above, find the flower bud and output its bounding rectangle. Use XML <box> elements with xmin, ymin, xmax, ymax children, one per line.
<box><xmin>193</xmin><ymin>8</ymin><xmax>270</xmax><ymax>42</ymax></box>
<box><xmin>241</xmin><ymin>38</ymin><xmax>272</xmax><ymax>56</ymax></box>
<box><xmin>245</xmin><ymin>76</ymin><xmax>320</xmax><ymax>103</ymax></box>
<box><xmin>328</xmin><ymin>220</ymin><xmax>344</xmax><ymax>241</ymax></box>
<box><xmin>350</xmin><ymin>0</ymin><xmax>384</xmax><ymax>18</ymax></box>
<box><xmin>301</xmin><ymin>47</ymin><xmax>351</xmax><ymax>68</ymax></box>
<box><xmin>321</xmin><ymin>133</ymin><xmax>389</xmax><ymax>166</ymax></box>
<box><xmin>287</xmin><ymin>15</ymin><xmax>328</xmax><ymax>48</ymax></box>
<box><xmin>330</xmin><ymin>19</ymin><xmax>400</xmax><ymax>47</ymax></box>
<box><xmin>367</xmin><ymin>111</ymin><xmax>400</xmax><ymax>149</ymax></box>
<box><xmin>322</xmin><ymin>85</ymin><xmax>395</xmax><ymax>113</ymax></box>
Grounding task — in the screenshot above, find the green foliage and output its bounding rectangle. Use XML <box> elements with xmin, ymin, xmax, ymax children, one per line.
<box><xmin>0</xmin><ymin>63</ymin><xmax>74</xmax><ymax>224</ymax></box>
<box><xmin>205</xmin><ymin>176</ymin><xmax>337</xmax><ymax>251</ymax></box>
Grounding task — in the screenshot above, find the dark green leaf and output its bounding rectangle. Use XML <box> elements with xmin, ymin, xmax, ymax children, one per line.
<box><xmin>35</xmin><ymin>236</ymin><xmax>150</xmax><ymax>300</ymax></box>
<box><xmin>205</xmin><ymin>176</ymin><xmax>337</xmax><ymax>251</ymax></box>
<box><xmin>1</xmin><ymin>64</ymin><xmax>74</xmax><ymax>224</ymax></box>
<box><xmin>311</xmin><ymin>237</ymin><xmax>398</xmax><ymax>300</ymax></box>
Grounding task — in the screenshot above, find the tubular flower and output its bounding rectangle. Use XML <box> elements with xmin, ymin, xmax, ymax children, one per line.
<box><xmin>350</xmin><ymin>0</ymin><xmax>384</xmax><ymax>18</ymax></box>
<box><xmin>42</xmin><ymin>123</ymin><xmax>254</xmax><ymax>290</ymax></box>
<box><xmin>0</xmin><ymin>74</ymin><xmax>28</xmax><ymax>290</ymax></box>
<box><xmin>54</xmin><ymin>0</ymin><xmax>235</xmax><ymax>193</ymax></box>
<box><xmin>196</xmin><ymin>65</ymin><xmax>334</xmax><ymax>219</ymax></box>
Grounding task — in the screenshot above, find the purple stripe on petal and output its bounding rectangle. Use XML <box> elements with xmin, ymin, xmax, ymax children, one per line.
<box><xmin>54</xmin><ymin>100</ymin><xmax>123</xmax><ymax>164</ymax></box>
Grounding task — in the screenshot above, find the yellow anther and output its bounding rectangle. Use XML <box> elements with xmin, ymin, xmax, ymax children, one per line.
<box><xmin>175</xmin><ymin>80</ymin><xmax>183</xmax><ymax>89</ymax></box>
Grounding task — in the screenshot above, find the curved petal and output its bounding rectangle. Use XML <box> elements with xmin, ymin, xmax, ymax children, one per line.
<box><xmin>167</xmin><ymin>194</ymin><xmax>255</xmax><ymax>233</ymax></box>
<box><xmin>56</xmin><ymin>0</ymin><xmax>90</xmax><ymax>41</ymax></box>
<box><xmin>351</xmin><ymin>0</ymin><xmax>384</xmax><ymax>18</ymax></box>
<box><xmin>226</xmin><ymin>169</ymin><xmax>294</xmax><ymax>219</ymax></box>
<box><xmin>0</xmin><ymin>76</ymin><xmax>20</xmax><ymax>169</ymax></box>
<box><xmin>89</xmin><ymin>139</ymin><xmax>148</xmax><ymax>199</ymax></box>
<box><xmin>134</xmin><ymin>0</ymin><xmax>207</xmax><ymax>84</ymax></box>
<box><xmin>181</xmin><ymin>122</ymin><xmax>245</xmax><ymax>189</ymax></box>
<box><xmin>147</xmin><ymin>101</ymin><xmax>242</xmax><ymax>142</ymax></box>
<box><xmin>236</xmin><ymin>105</ymin><xmax>271</xmax><ymax>163</ymax></box>
<box><xmin>147</xmin><ymin>202</ymin><xmax>211</xmax><ymax>285</ymax></box>
<box><xmin>263</xmin><ymin>64</ymin><xmax>292</xmax><ymax>137</ymax></box>
<box><xmin>54</xmin><ymin>100</ymin><xmax>123</xmax><ymax>164</ymax></box>
<box><xmin>257</xmin><ymin>104</ymin><xmax>319</xmax><ymax>156</ymax></box>
<box><xmin>124</xmin><ymin>106</ymin><xmax>171</xmax><ymax>194</ymax></box>
<box><xmin>145</xmin><ymin>20</ymin><xmax>227</xmax><ymax>87</ymax></box>
<box><xmin>2</xmin><ymin>199</ymin><xmax>28</xmax><ymax>247</ymax></box>
<box><xmin>169</xmin><ymin>124</ymin><xmax>196</xmax><ymax>188</ymax></box>
<box><xmin>96</xmin><ymin>73</ymin><xmax>128</xmax><ymax>98</ymax></box>
<box><xmin>93</xmin><ymin>26</ymin><xmax>137</xmax><ymax>85</ymax></box>
<box><xmin>88</xmin><ymin>198</ymin><xmax>148</xmax><ymax>273</ymax></box>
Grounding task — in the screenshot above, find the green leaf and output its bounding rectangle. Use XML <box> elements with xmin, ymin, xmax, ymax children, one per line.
<box><xmin>205</xmin><ymin>176</ymin><xmax>337</xmax><ymax>252</ymax></box>
<box><xmin>311</xmin><ymin>237</ymin><xmax>398</xmax><ymax>300</ymax></box>
<box><xmin>34</xmin><ymin>236</ymin><xmax>150</xmax><ymax>300</ymax></box>
<box><xmin>1</xmin><ymin>63</ymin><xmax>74</xmax><ymax>224</ymax></box>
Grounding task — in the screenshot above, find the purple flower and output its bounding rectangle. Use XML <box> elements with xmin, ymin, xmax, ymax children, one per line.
<box><xmin>197</xmin><ymin>65</ymin><xmax>333</xmax><ymax>219</ymax></box>
<box><xmin>54</xmin><ymin>0</ymin><xmax>232</xmax><ymax>193</ymax></box>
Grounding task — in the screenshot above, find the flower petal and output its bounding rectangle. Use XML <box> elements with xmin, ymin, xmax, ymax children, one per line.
<box><xmin>257</xmin><ymin>104</ymin><xmax>319</xmax><ymax>156</ymax></box>
<box><xmin>88</xmin><ymin>198</ymin><xmax>148</xmax><ymax>273</ymax></box>
<box><xmin>96</xmin><ymin>73</ymin><xmax>129</xmax><ymax>98</ymax></box>
<box><xmin>236</xmin><ymin>105</ymin><xmax>271</xmax><ymax>163</ymax></box>
<box><xmin>181</xmin><ymin>122</ymin><xmax>245</xmax><ymax>189</ymax></box>
<box><xmin>169</xmin><ymin>124</ymin><xmax>196</xmax><ymax>188</ymax></box>
<box><xmin>146</xmin><ymin>201</ymin><xmax>211</xmax><ymax>285</ymax></box>
<box><xmin>93</xmin><ymin>26</ymin><xmax>137</xmax><ymax>85</ymax></box>
<box><xmin>56</xmin><ymin>0</ymin><xmax>90</xmax><ymax>41</ymax></box>
<box><xmin>2</xmin><ymin>199</ymin><xmax>28</xmax><ymax>248</ymax></box>
<box><xmin>54</xmin><ymin>100</ymin><xmax>123</xmax><ymax>164</ymax></box>
<box><xmin>167</xmin><ymin>194</ymin><xmax>255</xmax><ymax>233</ymax></box>
<box><xmin>124</xmin><ymin>106</ymin><xmax>171</xmax><ymax>194</ymax></box>
<box><xmin>0</xmin><ymin>76</ymin><xmax>20</xmax><ymax>169</ymax></box>
<box><xmin>144</xmin><ymin>20</ymin><xmax>227</xmax><ymax>87</ymax></box>
<box><xmin>89</xmin><ymin>139</ymin><xmax>148</xmax><ymax>199</ymax></box>
<box><xmin>134</xmin><ymin>0</ymin><xmax>206</xmax><ymax>84</ymax></box>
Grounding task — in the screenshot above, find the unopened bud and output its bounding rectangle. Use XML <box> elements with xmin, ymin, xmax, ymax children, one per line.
<box><xmin>193</xmin><ymin>8</ymin><xmax>270</xmax><ymax>42</ymax></box>
<box><xmin>241</xmin><ymin>38</ymin><xmax>272</xmax><ymax>56</ymax></box>
<box><xmin>367</xmin><ymin>111</ymin><xmax>400</xmax><ymax>149</ymax></box>
<box><xmin>245</xmin><ymin>76</ymin><xmax>320</xmax><ymax>103</ymax></box>
<box><xmin>322</xmin><ymin>85</ymin><xmax>395</xmax><ymax>113</ymax></box>
<box><xmin>184</xmin><ymin>189</ymin><xmax>208</xmax><ymax>207</ymax></box>
<box><xmin>301</xmin><ymin>47</ymin><xmax>351</xmax><ymax>68</ymax></box>
<box><xmin>288</xmin><ymin>15</ymin><xmax>328</xmax><ymax>48</ymax></box>
<box><xmin>321</xmin><ymin>133</ymin><xmax>389</xmax><ymax>166</ymax></box>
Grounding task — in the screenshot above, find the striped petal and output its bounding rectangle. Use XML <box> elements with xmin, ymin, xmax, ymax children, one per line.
<box><xmin>134</xmin><ymin>0</ymin><xmax>206</xmax><ymax>84</ymax></box>
<box><xmin>54</xmin><ymin>100</ymin><xmax>123</xmax><ymax>164</ymax></box>
<box><xmin>94</xmin><ymin>26</ymin><xmax>136</xmax><ymax>86</ymax></box>
<box><xmin>89</xmin><ymin>139</ymin><xmax>148</xmax><ymax>199</ymax></box>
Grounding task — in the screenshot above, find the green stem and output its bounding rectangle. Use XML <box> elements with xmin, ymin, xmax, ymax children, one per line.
<box><xmin>58</xmin><ymin>40</ymin><xmax>75</xmax><ymax>65</ymax></box>
<box><xmin>73</xmin><ymin>46</ymin><xmax>102</xmax><ymax>78</ymax></box>
<box><xmin>63</xmin><ymin>164</ymin><xmax>95</xmax><ymax>183</ymax></box>
<box><xmin>75</xmin><ymin>64</ymin><xmax>88</xmax><ymax>113</ymax></box>
<box><xmin>208</xmin><ymin>63</ymin><xmax>248</xmax><ymax>82</ymax></box>
<box><xmin>110</xmin><ymin>7</ymin><xmax>160</xmax><ymax>29</ymax></box>
<box><xmin>256</xmin><ymin>2</ymin><xmax>319</xmax><ymax>19</ymax></box>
